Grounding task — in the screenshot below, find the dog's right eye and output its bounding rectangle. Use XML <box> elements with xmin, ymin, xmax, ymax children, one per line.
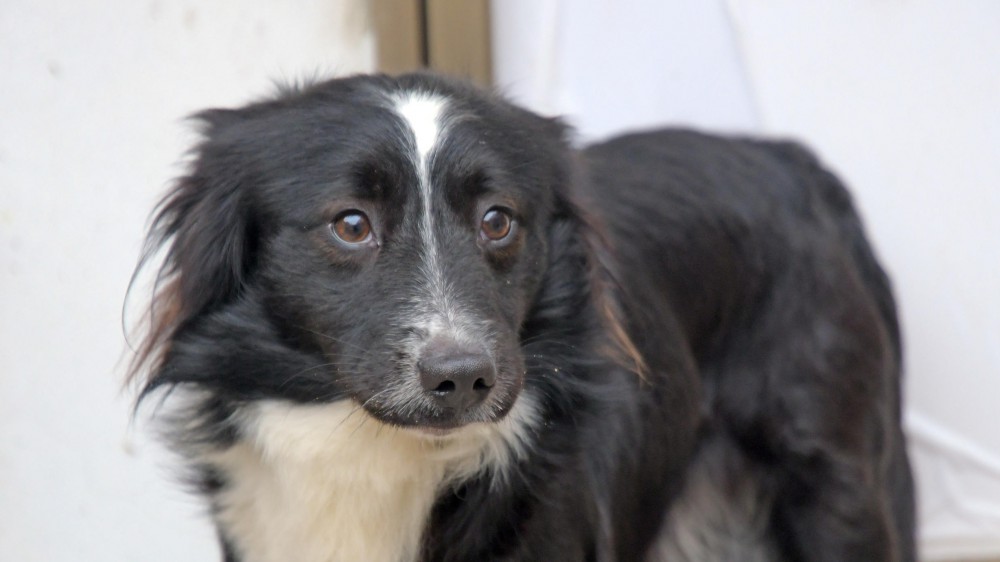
<box><xmin>330</xmin><ymin>211</ymin><xmax>373</xmax><ymax>245</ymax></box>
<box><xmin>481</xmin><ymin>208</ymin><xmax>514</xmax><ymax>241</ymax></box>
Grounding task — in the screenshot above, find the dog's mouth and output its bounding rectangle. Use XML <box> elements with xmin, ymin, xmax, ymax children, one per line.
<box><xmin>411</xmin><ymin>426</ymin><xmax>458</xmax><ymax>437</ymax></box>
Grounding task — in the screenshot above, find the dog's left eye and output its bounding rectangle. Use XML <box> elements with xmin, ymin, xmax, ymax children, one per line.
<box><xmin>481</xmin><ymin>208</ymin><xmax>513</xmax><ymax>241</ymax></box>
<box><xmin>331</xmin><ymin>211</ymin><xmax>372</xmax><ymax>245</ymax></box>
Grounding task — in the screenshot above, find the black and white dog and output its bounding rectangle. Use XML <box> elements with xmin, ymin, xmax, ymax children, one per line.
<box><xmin>130</xmin><ymin>73</ymin><xmax>915</xmax><ymax>561</ymax></box>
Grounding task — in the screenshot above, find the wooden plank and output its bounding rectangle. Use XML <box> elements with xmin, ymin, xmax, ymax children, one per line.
<box><xmin>425</xmin><ymin>0</ymin><xmax>492</xmax><ymax>86</ymax></box>
<box><xmin>371</xmin><ymin>0</ymin><xmax>425</xmax><ymax>74</ymax></box>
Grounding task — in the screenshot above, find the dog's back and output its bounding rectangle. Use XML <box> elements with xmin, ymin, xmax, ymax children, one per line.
<box><xmin>583</xmin><ymin>130</ymin><xmax>914</xmax><ymax>561</ymax></box>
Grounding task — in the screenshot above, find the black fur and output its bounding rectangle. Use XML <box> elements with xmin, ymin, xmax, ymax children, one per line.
<box><xmin>132</xmin><ymin>73</ymin><xmax>914</xmax><ymax>561</ymax></box>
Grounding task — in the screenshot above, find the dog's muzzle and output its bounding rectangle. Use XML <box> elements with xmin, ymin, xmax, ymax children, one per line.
<box><xmin>417</xmin><ymin>337</ymin><xmax>497</xmax><ymax>415</ymax></box>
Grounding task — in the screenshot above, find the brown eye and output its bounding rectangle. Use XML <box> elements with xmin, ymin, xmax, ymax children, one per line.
<box><xmin>331</xmin><ymin>211</ymin><xmax>372</xmax><ymax>244</ymax></box>
<box><xmin>481</xmin><ymin>208</ymin><xmax>513</xmax><ymax>241</ymax></box>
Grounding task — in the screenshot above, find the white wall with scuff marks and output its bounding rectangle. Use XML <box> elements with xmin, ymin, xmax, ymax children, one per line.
<box><xmin>0</xmin><ymin>1</ymin><xmax>373</xmax><ymax>560</ymax></box>
<box><xmin>493</xmin><ymin>1</ymin><xmax>1000</xmax><ymax>559</ymax></box>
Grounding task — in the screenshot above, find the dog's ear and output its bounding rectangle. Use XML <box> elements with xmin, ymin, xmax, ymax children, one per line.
<box><xmin>551</xmin><ymin>145</ymin><xmax>650</xmax><ymax>383</ymax></box>
<box><xmin>163</xmin><ymin>109</ymin><xmax>258</xmax><ymax>320</ymax></box>
<box><xmin>128</xmin><ymin>108</ymin><xmax>257</xmax><ymax>391</ymax></box>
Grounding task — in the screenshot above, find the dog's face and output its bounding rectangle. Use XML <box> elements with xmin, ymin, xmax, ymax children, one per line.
<box><xmin>146</xmin><ymin>75</ymin><xmax>571</xmax><ymax>432</ymax></box>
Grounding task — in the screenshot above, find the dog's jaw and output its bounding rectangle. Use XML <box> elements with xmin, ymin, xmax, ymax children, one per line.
<box><xmin>204</xmin><ymin>392</ymin><xmax>539</xmax><ymax>562</ymax></box>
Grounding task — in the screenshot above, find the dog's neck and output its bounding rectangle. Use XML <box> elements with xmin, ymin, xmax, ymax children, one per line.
<box><xmin>205</xmin><ymin>398</ymin><xmax>537</xmax><ymax>562</ymax></box>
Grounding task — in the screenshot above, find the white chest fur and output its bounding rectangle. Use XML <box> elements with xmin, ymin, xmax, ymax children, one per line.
<box><xmin>206</xmin><ymin>396</ymin><xmax>537</xmax><ymax>562</ymax></box>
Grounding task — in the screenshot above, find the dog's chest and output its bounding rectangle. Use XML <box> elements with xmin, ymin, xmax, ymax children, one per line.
<box><xmin>206</xmin><ymin>399</ymin><xmax>535</xmax><ymax>562</ymax></box>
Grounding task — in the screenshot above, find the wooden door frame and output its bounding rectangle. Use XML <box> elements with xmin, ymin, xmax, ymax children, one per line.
<box><xmin>371</xmin><ymin>0</ymin><xmax>492</xmax><ymax>87</ymax></box>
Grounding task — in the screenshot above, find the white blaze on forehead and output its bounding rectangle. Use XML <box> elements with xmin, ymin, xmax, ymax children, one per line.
<box><xmin>393</xmin><ymin>91</ymin><xmax>473</xmax><ymax>342</ymax></box>
<box><xmin>395</xmin><ymin>93</ymin><xmax>445</xmax><ymax>166</ymax></box>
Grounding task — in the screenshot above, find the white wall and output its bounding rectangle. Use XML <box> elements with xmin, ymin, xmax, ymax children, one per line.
<box><xmin>493</xmin><ymin>1</ymin><xmax>1000</xmax><ymax>559</ymax></box>
<box><xmin>0</xmin><ymin>1</ymin><xmax>373</xmax><ymax>560</ymax></box>
<box><xmin>491</xmin><ymin>0</ymin><xmax>759</xmax><ymax>139</ymax></box>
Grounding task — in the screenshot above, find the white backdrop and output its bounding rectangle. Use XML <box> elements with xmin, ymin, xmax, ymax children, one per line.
<box><xmin>2</xmin><ymin>1</ymin><xmax>998</xmax><ymax>560</ymax></box>
<box><xmin>0</xmin><ymin>1</ymin><xmax>373</xmax><ymax>560</ymax></box>
<box><xmin>493</xmin><ymin>1</ymin><xmax>1000</xmax><ymax>559</ymax></box>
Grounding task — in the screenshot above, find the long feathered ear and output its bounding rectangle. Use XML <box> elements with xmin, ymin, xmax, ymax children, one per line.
<box><xmin>127</xmin><ymin>109</ymin><xmax>257</xmax><ymax>393</ymax></box>
<box><xmin>520</xmin><ymin>107</ymin><xmax>649</xmax><ymax>382</ymax></box>
<box><xmin>558</xmin><ymin>151</ymin><xmax>650</xmax><ymax>382</ymax></box>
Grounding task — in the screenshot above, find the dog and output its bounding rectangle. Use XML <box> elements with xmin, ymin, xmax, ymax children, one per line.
<box><xmin>129</xmin><ymin>72</ymin><xmax>915</xmax><ymax>561</ymax></box>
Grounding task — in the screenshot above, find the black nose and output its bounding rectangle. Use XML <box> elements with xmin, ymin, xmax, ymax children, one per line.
<box><xmin>418</xmin><ymin>338</ymin><xmax>496</xmax><ymax>412</ymax></box>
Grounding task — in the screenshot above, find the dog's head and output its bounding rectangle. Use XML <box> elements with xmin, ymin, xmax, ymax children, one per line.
<box><xmin>131</xmin><ymin>74</ymin><xmax>578</xmax><ymax>432</ymax></box>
